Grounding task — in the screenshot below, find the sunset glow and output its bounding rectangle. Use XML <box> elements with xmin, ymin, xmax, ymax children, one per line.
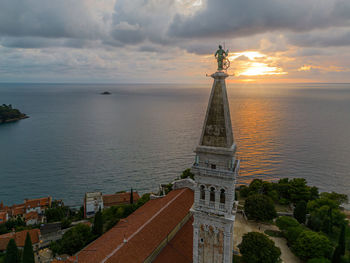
<box><xmin>228</xmin><ymin>51</ymin><xmax>287</xmax><ymax>77</ymax></box>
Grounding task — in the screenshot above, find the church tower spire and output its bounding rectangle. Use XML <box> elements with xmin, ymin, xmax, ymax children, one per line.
<box><xmin>191</xmin><ymin>49</ymin><xmax>239</xmax><ymax>263</ymax></box>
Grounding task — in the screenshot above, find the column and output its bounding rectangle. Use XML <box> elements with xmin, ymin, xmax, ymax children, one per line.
<box><xmin>193</xmin><ymin>219</ymin><xmax>199</xmax><ymax>263</ymax></box>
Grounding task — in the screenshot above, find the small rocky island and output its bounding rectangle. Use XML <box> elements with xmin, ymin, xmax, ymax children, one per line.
<box><xmin>100</xmin><ymin>91</ymin><xmax>111</xmax><ymax>95</ymax></box>
<box><xmin>0</xmin><ymin>104</ymin><xmax>28</xmax><ymax>124</ymax></box>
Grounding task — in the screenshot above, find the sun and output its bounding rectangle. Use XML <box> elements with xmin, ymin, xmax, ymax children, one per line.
<box><xmin>228</xmin><ymin>51</ymin><xmax>287</xmax><ymax>77</ymax></box>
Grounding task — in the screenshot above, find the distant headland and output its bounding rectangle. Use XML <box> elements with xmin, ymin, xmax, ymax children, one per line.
<box><xmin>0</xmin><ymin>104</ymin><xmax>28</xmax><ymax>124</ymax></box>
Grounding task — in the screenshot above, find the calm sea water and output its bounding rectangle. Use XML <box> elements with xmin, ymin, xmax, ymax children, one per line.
<box><xmin>1</xmin><ymin>83</ymin><xmax>350</xmax><ymax>206</ymax></box>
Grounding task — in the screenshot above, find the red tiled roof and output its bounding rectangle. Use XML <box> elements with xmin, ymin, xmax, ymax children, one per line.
<box><xmin>153</xmin><ymin>216</ymin><xmax>193</xmax><ymax>263</ymax></box>
<box><xmin>25</xmin><ymin>197</ymin><xmax>51</xmax><ymax>209</ymax></box>
<box><xmin>0</xmin><ymin>229</ymin><xmax>40</xmax><ymax>250</ymax></box>
<box><xmin>25</xmin><ymin>211</ymin><xmax>39</xmax><ymax>221</ymax></box>
<box><xmin>77</xmin><ymin>188</ymin><xmax>194</xmax><ymax>263</ymax></box>
<box><xmin>102</xmin><ymin>192</ymin><xmax>140</xmax><ymax>207</ymax></box>
<box><xmin>11</xmin><ymin>206</ymin><xmax>25</xmax><ymax>217</ymax></box>
<box><xmin>52</xmin><ymin>257</ymin><xmax>76</xmax><ymax>263</ymax></box>
<box><xmin>0</xmin><ymin>212</ymin><xmax>7</xmax><ymax>223</ymax></box>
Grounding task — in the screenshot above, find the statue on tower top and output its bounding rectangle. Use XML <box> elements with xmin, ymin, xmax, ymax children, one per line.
<box><xmin>215</xmin><ymin>45</ymin><xmax>230</xmax><ymax>71</ymax></box>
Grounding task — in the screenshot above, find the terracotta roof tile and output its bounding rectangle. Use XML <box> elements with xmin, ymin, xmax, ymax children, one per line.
<box><xmin>25</xmin><ymin>197</ymin><xmax>51</xmax><ymax>209</ymax></box>
<box><xmin>25</xmin><ymin>211</ymin><xmax>39</xmax><ymax>221</ymax></box>
<box><xmin>77</xmin><ymin>188</ymin><xmax>194</xmax><ymax>263</ymax></box>
<box><xmin>102</xmin><ymin>192</ymin><xmax>140</xmax><ymax>207</ymax></box>
<box><xmin>0</xmin><ymin>212</ymin><xmax>7</xmax><ymax>223</ymax></box>
<box><xmin>153</xmin><ymin>216</ymin><xmax>193</xmax><ymax>263</ymax></box>
<box><xmin>11</xmin><ymin>206</ymin><xmax>25</xmax><ymax>216</ymax></box>
<box><xmin>0</xmin><ymin>229</ymin><xmax>40</xmax><ymax>250</ymax></box>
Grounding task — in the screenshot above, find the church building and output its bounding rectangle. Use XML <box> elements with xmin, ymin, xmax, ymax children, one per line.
<box><xmin>62</xmin><ymin>57</ymin><xmax>239</xmax><ymax>263</ymax></box>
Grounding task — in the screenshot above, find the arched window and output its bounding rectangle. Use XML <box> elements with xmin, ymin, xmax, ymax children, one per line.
<box><xmin>220</xmin><ymin>189</ymin><xmax>225</xmax><ymax>203</ymax></box>
<box><xmin>200</xmin><ymin>185</ymin><xmax>205</xmax><ymax>200</ymax></box>
<box><xmin>210</xmin><ymin>187</ymin><xmax>215</xmax><ymax>202</ymax></box>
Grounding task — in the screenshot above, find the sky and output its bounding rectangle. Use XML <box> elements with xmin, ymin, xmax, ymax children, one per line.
<box><xmin>1</xmin><ymin>0</ymin><xmax>350</xmax><ymax>83</ymax></box>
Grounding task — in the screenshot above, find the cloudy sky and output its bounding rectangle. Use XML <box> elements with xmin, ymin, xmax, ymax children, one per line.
<box><xmin>1</xmin><ymin>0</ymin><xmax>350</xmax><ymax>83</ymax></box>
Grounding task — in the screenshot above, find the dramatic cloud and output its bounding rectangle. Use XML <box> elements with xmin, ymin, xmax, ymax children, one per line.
<box><xmin>0</xmin><ymin>0</ymin><xmax>107</xmax><ymax>39</ymax></box>
<box><xmin>1</xmin><ymin>0</ymin><xmax>350</xmax><ymax>82</ymax></box>
<box><xmin>168</xmin><ymin>0</ymin><xmax>350</xmax><ymax>38</ymax></box>
<box><xmin>288</xmin><ymin>28</ymin><xmax>350</xmax><ymax>47</ymax></box>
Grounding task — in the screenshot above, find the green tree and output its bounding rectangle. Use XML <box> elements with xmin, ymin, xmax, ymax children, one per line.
<box><xmin>238</xmin><ymin>232</ymin><xmax>281</xmax><ymax>263</ymax></box>
<box><xmin>130</xmin><ymin>188</ymin><xmax>134</xmax><ymax>204</ymax></box>
<box><xmin>285</xmin><ymin>226</ymin><xmax>304</xmax><ymax>245</ymax></box>
<box><xmin>22</xmin><ymin>232</ymin><xmax>34</xmax><ymax>263</ymax></box>
<box><xmin>0</xmin><ymin>104</ymin><xmax>23</xmax><ymax>122</ymax></box>
<box><xmin>4</xmin><ymin>239</ymin><xmax>19</xmax><ymax>263</ymax></box>
<box><xmin>289</xmin><ymin>178</ymin><xmax>311</xmax><ymax>204</ymax></box>
<box><xmin>60</xmin><ymin>223</ymin><xmax>93</xmax><ymax>255</ymax></box>
<box><xmin>93</xmin><ymin>210</ymin><xmax>103</xmax><ymax>236</ymax></box>
<box><xmin>276</xmin><ymin>178</ymin><xmax>291</xmax><ymax>202</ymax></box>
<box><xmin>338</xmin><ymin>224</ymin><xmax>346</xmax><ymax>256</ymax></box>
<box><xmin>45</xmin><ymin>206</ymin><xmax>69</xmax><ymax>222</ymax></box>
<box><xmin>293</xmin><ymin>230</ymin><xmax>333</xmax><ymax>261</ymax></box>
<box><xmin>294</xmin><ymin>201</ymin><xmax>307</xmax><ymax>224</ymax></box>
<box><xmin>320</xmin><ymin>192</ymin><xmax>348</xmax><ymax>206</ymax></box>
<box><xmin>276</xmin><ymin>216</ymin><xmax>300</xmax><ymax>231</ymax></box>
<box><xmin>244</xmin><ymin>194</ymin><xmax>277</xmax><ymax>221</ymax></box>
<box><xmin>308</xmin><ymin>258</ymin><xmax>331</xmax><ymax>263</ymax></box>
<box><xmin>180</xmin><ymin>168</ymin><xmax>194</xmax><ymax>180</ymax></box>
<box><xmin>61</xmin><ymin>218</ymin><xmax>71</xmax><ymax>229</ymax></box>
<box><xmin>239</xmin><ymin>185</ymin><xmax>250</xmax><ymax>198</ymax></box>
<box><xmin>248</xmin><ymin>179</ymin><xmax>264</xmax><ymax>195</ymax></box>
<box><xmin>332</xmin><ymin>245</ymin><xmax>342</xmax><ymax>263</ymax></box>
<box><xmin>308</xmin><ymin>205</ymin><xmax>346</xmax><ymax>234</ymax></box>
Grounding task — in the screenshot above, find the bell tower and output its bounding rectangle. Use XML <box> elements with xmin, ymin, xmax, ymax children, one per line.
<box><xmin>191</xmin><ymin>69</ymin><xmax>239</xmax><ymax>263</ymax></box>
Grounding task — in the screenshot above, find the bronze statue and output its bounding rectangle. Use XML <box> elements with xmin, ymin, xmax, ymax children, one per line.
<box><xmin>215</xmin><ymin>45</ymin><xmax>229</xmax><ymax>71</ymax></box>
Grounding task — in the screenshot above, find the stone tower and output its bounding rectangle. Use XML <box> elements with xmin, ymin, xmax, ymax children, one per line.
<box><xmin>191</xmin><ymin>71</ymin><xmax>239</xmax><ymax>263</ymax></box>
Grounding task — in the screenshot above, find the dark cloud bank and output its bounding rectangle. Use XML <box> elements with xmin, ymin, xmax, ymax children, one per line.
<box><xmin>1</xmin><ymin>0</ymin><xmax>350</xmax><ymax>52</ymax></box>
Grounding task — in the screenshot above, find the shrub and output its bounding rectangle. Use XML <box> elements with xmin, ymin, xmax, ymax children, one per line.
<box><xmin>61</xmin><ymin>218</ymin><xmax>71</xmax><ymax>229</ymax></box>
<box><xmin>239</xmin><ymin>185</ymin><xmax>250</xmax><ymax>198</ymax></box>
<box><xmin>285</xmin><ymin>226</ymin><xmax>304</xmax><ymax>245</ymax></box>
<box><xmin>59</xmin><ymin>223</ymin><xmax>94</xmax><ymax>255</ymax></box>
<box><xmin>307</xmin><ymin>258</ymin><xmax>331</xmax><ymax>263</ymax></box>
<box><xmin>244</xmin><ymin>194</ymin><xmax>277</xmax><ymax>221</ymax></box>
<box><xmin>276</xmin><ymin>216</ymin><xmax>300</xmax><ymax>231</ymax></box>
<box><xmin>294</xmin><ymin>200</ymin><xmax>307</xmax><ymax>224</ymax></box>
<box><xmin>238</xmin><ymin>232</ymin><xmax>281</xmax><ymax>263</ymax></box>
<box><xmin>180</xmin><ymin>168</ymin><xmax>194</xmax><ymax>180</ymax></box>
<box><xmin>293</xmin><ymin>230</ymin><xmax>332</xmax><ymax>261</ymax></box>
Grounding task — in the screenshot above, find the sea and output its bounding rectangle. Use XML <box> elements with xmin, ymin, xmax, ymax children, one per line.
<box><xmin>0</xmin><ymin>83</ymin><xmax>350</xmax><ymax>207</ymax></box>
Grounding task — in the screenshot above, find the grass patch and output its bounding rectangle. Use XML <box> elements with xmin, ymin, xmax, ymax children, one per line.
<box><xmin>274</xmin><ymin>203</ymin><xmax>292</xmax><ymax>213</ymax></box>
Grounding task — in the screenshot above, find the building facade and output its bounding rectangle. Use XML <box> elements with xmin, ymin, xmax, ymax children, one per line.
<box><xmin>191</xmin><ymin>71</ymin><xmax>239</xmax><ymax>263</ymax></box>
<box><xmin>84</xmin><ymin>192</ymin><xmax>104</xmax><ymax>218</ymax></box>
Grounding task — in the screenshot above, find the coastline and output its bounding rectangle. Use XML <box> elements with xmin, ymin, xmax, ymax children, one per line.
<box><xmin>0</xmin><ymin>114</ymin><xmax>29</xmax><ymax>124</ymax></box>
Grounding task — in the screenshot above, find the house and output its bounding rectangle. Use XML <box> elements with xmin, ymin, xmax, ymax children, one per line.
<box><xmin>9</xmin><ymin>204</ymin><xmax>25</xmax><ymax>219</ymax></box>
<box><xmin>25</xmin><ymin>211</ymin><xmax>39</xmax><ymax>226</ymax></box>
<box><xmin>0</xmin><ymin>229</ymin><xmax>41</xmax><ymax>251</ymax></box>
<box><xmin>102</xmin><ymin>191</ymin><xmax>140</xmax><ymax>209</ymax></box>
<box><xmin>0</xmin><ymin>196</ymin><xmax>52</xmax><ymax>225</ymax></box>
<box><xmin>24</xmin><ymin>197</ymin><xmax>52</xmax><ymax>214</ymax></box>
<box><xmin>75</xmin><ymin>184</ymin><xmax>194</xmax><ymax>262</ymax></box>
<box><xmin>0</xmin><ymin>212</ymin><xmax>8</xmax><ymax>224</ymax></box>
<box><xmin>84</xmin><ymin>192</ymin><xmax>103</xmax><ymax>218</ymax></box>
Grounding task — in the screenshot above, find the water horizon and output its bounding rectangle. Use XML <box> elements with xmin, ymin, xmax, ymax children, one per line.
<box><xmin>1</xmin><ymin>83</ymin><xmax>349</xmax><ymax>207</ymax></box>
